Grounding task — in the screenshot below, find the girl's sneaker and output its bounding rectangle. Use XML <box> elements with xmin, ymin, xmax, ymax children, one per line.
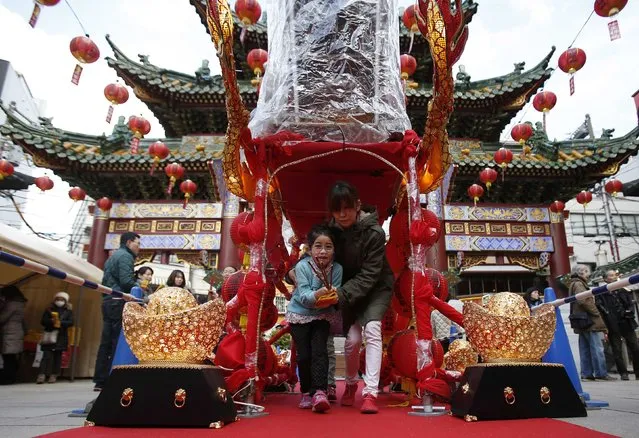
<box><xmin>299</xmin><ymin>393</ymin><xmax>312</xmax><ymax>409</ymax></box>
<box><xmin>327</xmin><ymin>385</ymin><xmax>337</xmax><ymax>402</ymax></box>
<box><xmin>312</xmin><ymin>390</ymin><xmax>330</xmax><ymax>413</ymax></box>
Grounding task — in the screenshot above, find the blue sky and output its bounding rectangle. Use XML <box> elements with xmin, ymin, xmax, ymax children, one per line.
<box><xmin>0</xmin><ymin>0</ymin><xmax>637</xmax><ymax>244</ymax></box>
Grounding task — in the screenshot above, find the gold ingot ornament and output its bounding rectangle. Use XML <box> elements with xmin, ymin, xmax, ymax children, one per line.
<box><xmin>464</xmin><ymin>292</ymin><xmax>556</xmax><ymax>363</ymax></box>
<box><xmin>444</xmin><ymin>339</ymin><xmax>478</xmax><ymax>373</ymax></box>
<box><xmin>122</xmin><ymin>287</ymin><xmax>226</xmax><ymax>363</ymax></box>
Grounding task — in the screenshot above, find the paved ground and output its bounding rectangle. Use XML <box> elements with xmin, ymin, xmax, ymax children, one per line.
<box><xmin>0</xmin><ymin>376</ymin><xmax>637</xmax><ymax>437</ymax></box>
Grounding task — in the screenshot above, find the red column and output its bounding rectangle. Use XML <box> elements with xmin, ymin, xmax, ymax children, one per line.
<box><xmin>87</xmin><ymin>206</ymin><xmax>109</xmax><ymax>269</ymax></box>
<box><xmin>549</xmin><ymin>211</ymin><xmax>570</xmax><ymax>297</ymax></box>
<box><xmin>218</xmin><ymin>192</ymin><xmax>240</xmax><ymax>270</ymax></box>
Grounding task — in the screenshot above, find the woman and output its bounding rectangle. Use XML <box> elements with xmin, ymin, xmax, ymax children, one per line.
<box><xmin>569</xmin><ymin>264</ymin><xmax>616</xmax><ymax>381</ymax></box>
<box><xmin>111</xmin><ymin>266</ymin><xmax>153</xmax><ymax>368</ymax></box>
<box><xmin>166</xmin><ymin>269</ymin><xmax>187</xmax><ymax>288</ymax></box>
<box><xmin>0</xmin><ymin>286</ymin><xmax>27</xmax><ymax>385</ymax></box>
<box><xmin>524</xmin><ymin>287</ymin><xmax>543</xmax><ymax>309</ymax></box>
<box><xmin>37</xmin><ymin>292</ymin><xmax>74</xmax><ymax>384</ymax></box>
<box><xmin>324</xmin><ymin>181</ymin><xmax>394</xmax><ymax>414</ymax></box>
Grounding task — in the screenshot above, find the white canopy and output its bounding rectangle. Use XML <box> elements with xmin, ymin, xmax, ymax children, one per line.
<box><xmin>0</xmin><ymin>223</ymin><xmax>104</xmax><ymax>379</ymax></box>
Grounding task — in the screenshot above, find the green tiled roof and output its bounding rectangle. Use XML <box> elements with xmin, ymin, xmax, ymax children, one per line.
<box><xmin>447</xmin><ymin>127</ymin><xmax>639</xmax><ymax>204</ymax></box>
<box><xmin>593</xmin><ymin>252</ymin><xmax>639</xmax><ymax>280</ymax></box>
<box><xmin>0</xmin><ymin>108</ymin><xmax>223</xmax><ymax>202</ymax></box>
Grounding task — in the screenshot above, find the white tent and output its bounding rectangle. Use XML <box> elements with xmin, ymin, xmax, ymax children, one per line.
<box><xmin>0</xmin><ymin>223</ymin><xmax>103</xmax><ymax>379</ymax></box>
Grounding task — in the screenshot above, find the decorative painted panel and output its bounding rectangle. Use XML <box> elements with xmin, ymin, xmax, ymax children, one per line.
<box><xmin>445</xmin><ymin>236</ymin><xmax>554</xmax><ymax>252</ymax></box>
<box><xmin>110</xmin><ymin>202</ymin><xmax>222</xmax><ymax>219</ymax></box>
<box><xmin>444</xmin><ymin>205</ymin><xmax>550</xmax><ymax>223</ymax></box>
<box><xmin>108</xmin><ymin>219</ymin><xmax>221</xmax><ymax>234</ymax></box>
<box><xmin>445</xmin><ymin>221</ymin><xmax>550</xmax><ymax>237</ymax></box>
<box><xmin>105</xmin><ymin>233</ymin><xmax>221</xmax><ymax>250</ymax></box>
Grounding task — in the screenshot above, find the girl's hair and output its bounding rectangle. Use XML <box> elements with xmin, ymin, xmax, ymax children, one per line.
<box><xmin>135</xmin><ymin>266</ymin><xmax>153</xmax><ymax>278</ymax></box>
<box><xmin>307</xmin><ymin>224</ymin><xmax>336</xmax><ymax>248</ymax></box>
<box><xmin>328</xmin><ymin>181</ymin><xmax>359</xmax><ymax>213</ymax></box>
<box><xmin>167</xmin><ymin>269</ymin><xmax>186</xmax><ymax>287</ymax></box>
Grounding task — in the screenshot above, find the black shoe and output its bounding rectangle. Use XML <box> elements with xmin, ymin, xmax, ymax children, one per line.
<box><xmin>595</xmin><ymin>375</ymin><xmax>618</xmax><ymax>381</ymax></box>
<box><xmin>621</xmin><ymin>373</ymin><xmax>630</xmax><ymax>381</ymax></box>
<box><xmin>93</xmin><ymin>385</ymin><xmax>103</xmax><ymax>392</ymax></box>
<box><xmin>581</xmin><ymin>376</ymin><xmax>595</xmax><ymax>381</ymax></box>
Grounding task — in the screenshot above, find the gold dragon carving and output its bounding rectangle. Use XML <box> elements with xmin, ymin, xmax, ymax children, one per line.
<box><xmin>205</xmin><ymin>0</ymin><xmax>249</xmax><ymax>200</ymax></box>
<box><xmin>415</xmin><ymin>0</ymin><xmax>468</xmax><ymax>193</ymax></box>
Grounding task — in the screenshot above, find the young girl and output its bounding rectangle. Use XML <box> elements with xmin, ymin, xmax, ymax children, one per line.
<box><xmin>286</xmin><ymin>224</ymin><xmax>342</xmax><ymax>413</ymax></box>
<box><xmin>111</xmin><ymin>266</ymin><xmax>153</xmax><ymax>368</ymax></box>
<box><xmin>328</xmin><ymin>181</ymin><xmax>393</xmax><ymax>414</ymax></box>
<box><xmin>37</xmin><ymin>292</ymin><xmax>74</xmax><ymax>384</ymax></box>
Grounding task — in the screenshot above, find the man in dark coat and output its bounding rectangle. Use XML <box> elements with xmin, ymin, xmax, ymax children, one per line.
<box><xmin>596</xmin><ymin>270</ymin><xmax>639</xmax><ymax>380</ymax></box>
<box><xmin>92</xmin><ymin>232</ymin><xmax>140</xmax><ymax>391</ymax></box>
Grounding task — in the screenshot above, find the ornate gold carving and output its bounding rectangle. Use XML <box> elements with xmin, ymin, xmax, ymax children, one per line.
<box><xmin>549</xmin><ymin>212</ymin><xmax>564</xmax><ymax>224</ymax></box>
<box><xmin>504</xmin><ymin>387</ymin><xmax>516</xmax><ymax>405</ymax></box>
<box><xmin>509</xmin><ymin>255</ymin><xmax>539</xmax><ymax>270</ymax></box>
<box><xmin>491</xmin><ymin>224</ymin><xmax>507</xmax><ymax>234</ymax></box>
<box><xmin>462</xmin><ymin>255</ymin><xmax>487</xmax><ymax>269</ymax></box>
<box><xmin>503</xmin><ymin>94</ymin><xmax>527</xmax><ymax>110</ymax></box>
<box><xmin>506</xmin><ymin>223</ymin><xmax>511</xmax><ymax>235</ymax></box>
<box><xmin>445</xmin><ymin>223</ymin><xmax>451</xmax><ymax>233</ymax></box>
<box><xmin>450</xmin><ymin>223</ymin><xmax>465</xmax><ymax>233</ymax></box>
<box><xmin>174</xmin><ymin>388</ymin><xmax>187</xmax><ymax>408</ymax></box>
<box><xmin>120</xmin><ymin>388</ymin><xmax>134</xmax><ymax>407</ymax></box>
<box><xmin>135</xmin><ymin>251</ymin><xmax>155</xmax><ymax>265</ymax></box>
<box><xmin>600</xmin><ymin>162</ymin><xmax>621</xmax><ymax>176</ymax></box>
<box><xmin>512</xmin><ymin>224</ymin><xmax>527</xmax><ymax>234</ymax></box>
<box><xmin>469</xmin><ymin>224</ymin><xmax>485</xmax><ymax>233</ymax></box>
<box><xmin>464</xmin><ymin>222</ymin><xmax>470</xmax><ymax>234</ymax></box>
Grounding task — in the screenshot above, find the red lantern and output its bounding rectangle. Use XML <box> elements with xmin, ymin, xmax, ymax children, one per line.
<box><xmin>533</xmin><ymin>91</ymin><xmax>557</xmax><ymax>113</ymax></box>
<box><xmin>494</xmin><ymin>147</ymin><xmax>513</xmax><ymax>181</ymax></box>
<box><xmin>0</xmin><ymin>159</ymin><xmax>15</xmax><ymax>180</ymax></box>
<box><xmin>604</xmin><ymin>179</ymin><xmax>623</xmax><ymax>196</ymax></box>
<box><xmin>402</xmin><ymin>5</ymin><xmax>419</xmax><ymax>33</ymax></box>
<box><xmin>68</xmin><ymin>187</ymin><xmax>86</xmax><ymax>202</ymax></box>
<box><xmin>558</xmin><ymin>48</ymin><xmax>587</xmax><ymax>95</ymax></box>
<box><xmin>34</xmin><ymin>176</ymin><xmax>54</xmax><ymax>192</ymax></box>
<box><xmin>180</xmin><ymin>179</ymin><xmax>197</xmax><ymax>208</ymax></box>
<box><xmin>148</xmin><ymin>141</ymin><xmax>170</xmax><ymax>175</ymax></box>
<box><xmin>96</xmin><ymin>197</ymin><xmax>113</xmax><ymax>212</ymax></box>
<box><xmin>576</xmin><ymin>191</ymin><xmax>593</xmax><ymax>209</ymax></box>
<box><xmin>104</xmin><ymin>83</ymin><xmax>129</xmax><ymax>123</ymax></box>
<box><xmin>29</xmin><ymin>1</ymin><xmax>60</xmax><ymax>28</ymax></box>
<box><xmin>247</xmin><ymin>49</ymin><xmax>268</xmax><ymax>87</ymax></box>
<box><xmin>479</xmin><ymin>168</ymin><xmax>498</xmax><ymax>191</ymax></box>
<box><xmin>69</xmin><ymin>36</ymin><xmax>100</xmax><ymax>85</ymax></box>
<box><xmin>595</xmin><ymin>0</ymin><xmax>627</xmax><ymax>40</ymax></box>
<box><xmin>510</xmin><ymin>123</ymin><xmax>533</xmax><ymax>145</ymax></box>
<box><xmin>128</xmin><ymin>116</ymin><xmax>151</xmax><ymax>154</ymax></box>
<box><xmin>467</xmin><ymin>184</ymin><xmax>484</xmax><ymax>206</ymax></box>
<box><xmin>165</xmin><ymin>163</ymin><xmax>185</xmax><ymax>194</ymax></box>
<box><xmin>235</xmin><ymin>0</ymin><xmax>262</xmax><ymax>26</ymax></box>
<box><xmin>549</xmin><ymin>200</ymin><xmax>565</xmax><ymax>213</ymax></box>
<box><xmin>400</xmin><ymin>54</ymin><xmax>417</xmax><ymax>80</ymax></box>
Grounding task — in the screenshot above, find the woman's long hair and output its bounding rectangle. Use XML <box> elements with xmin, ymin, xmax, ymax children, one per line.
<box><xmin>166</xmin><ymin>269</ymin><xmax>186</xmax><ymax>287</ymax></box>
<box><xmin>135</xmin><ymin>266</ymin><xmax>154</xmax><ymax>280</ymax></box>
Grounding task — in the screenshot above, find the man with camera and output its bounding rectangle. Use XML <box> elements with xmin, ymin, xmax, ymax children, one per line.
<box><xmin>596</xmin><ymin>270</ymin><xmax>639</xmax><ymax>381</ymax></box>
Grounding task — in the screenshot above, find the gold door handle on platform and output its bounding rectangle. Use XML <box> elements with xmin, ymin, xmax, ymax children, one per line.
<box><xmin>540</xmin><ymin>386</ymin><xmax>551</xmax><ymax>405</ymax></box>
<box><xmin>120</xmin><ymin>388</ymin><xmax>134</xmax><ymax>407</ymax></box>
<box><xmin>174</xmin><ymin>388</ymin><xmax>187</xmax><ymax>408</ymax></box>
<box><xmin>503</xmin><ymin>386</ymin><xmax>516</xmax><ymax>405</ymax></box>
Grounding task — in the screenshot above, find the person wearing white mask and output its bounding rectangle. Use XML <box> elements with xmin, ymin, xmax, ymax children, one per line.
<box><xmin>36</xmin><ymin>292</ymin><xmax>74</xmax><ymax>384</ymax></box>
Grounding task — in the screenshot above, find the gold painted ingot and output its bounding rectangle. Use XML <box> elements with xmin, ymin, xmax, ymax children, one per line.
<box><xmin>504</xmin><ymin>387</ymin><xmax>516</xmax><ymax>405</ymax></box>
<box><xmin>217</xmin><ymin>387</ymin><xmax>227</xmax><ymax>403</ymax></box>
<box><xmin>120</xmin><ymin>388</ymin><xmax>134</xmax><ymax>407</ymax></box>
<box><xmin>540</xmin><ymin>386</ymin><xmax>551</xmax><ymax>405</ymax></box>
<box><xmin>174</xmin><ymin>388</ymin><xmax>187</xmax><ymax>408</ymax></box>
<box><xmin>444</xmin><ymin>339</ymin><xmax>478</xmax><ymax>373</ymax></box>
<box><xmin>463</xmin><ymin>293</ymin><xmax>556</xmax><ymax>363</ymax></box>
<box><xmin>485</xmin><ymin>292</ymin><xmax>530</xmax><ymax>318</ymax></box>
<box><xmin>123</xmin><ymin>288</ymin><xmax>226</xmax><ymax>363</ymax></box>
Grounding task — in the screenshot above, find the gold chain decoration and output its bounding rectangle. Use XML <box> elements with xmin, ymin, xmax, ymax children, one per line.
<box><xmin>416</xmin><ymin>0</ymin><xmax>468</xmax><ymax>193</ymax></box>
<box><xmin>206</xmin><ymin>0</ymin><xmax>249</xmax><ymax>200</ymax></box>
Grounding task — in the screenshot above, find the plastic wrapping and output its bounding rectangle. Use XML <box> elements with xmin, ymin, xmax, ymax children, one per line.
<box><xmin>408</xmin><ymin>156</ymin><xmax>426</xmax><ymax>271</ymax></box>
<box><xmin>249</xmin><ymin>0</ymin><xmax>411</xmax><ymax>143</ymax></box>
<box><xmin>416</xmin><ymin>338</ymin><xmax>433</xmax><ymax>372</ymax></box>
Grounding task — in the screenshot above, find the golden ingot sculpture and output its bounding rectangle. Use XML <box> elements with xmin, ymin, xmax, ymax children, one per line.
<box><xmin>123</xmin><ymin>287</ymin><xmax>226</xmax><ymax>363</ymax></box>
<box><xmin>444</xmin><ymin>339</ymin><xmax>478</xmax><ymax>373</ymax></box>
<box><xmin>463</xmin><ymin>292</ymin><xmax>556</xmax><ymax>363</ymax></box>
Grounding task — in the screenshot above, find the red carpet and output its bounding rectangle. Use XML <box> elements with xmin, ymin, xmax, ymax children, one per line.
<box><xmin>41</xmin><ymin>384</ymin><xmax>614</xmax><ymax>438</ymax></box>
